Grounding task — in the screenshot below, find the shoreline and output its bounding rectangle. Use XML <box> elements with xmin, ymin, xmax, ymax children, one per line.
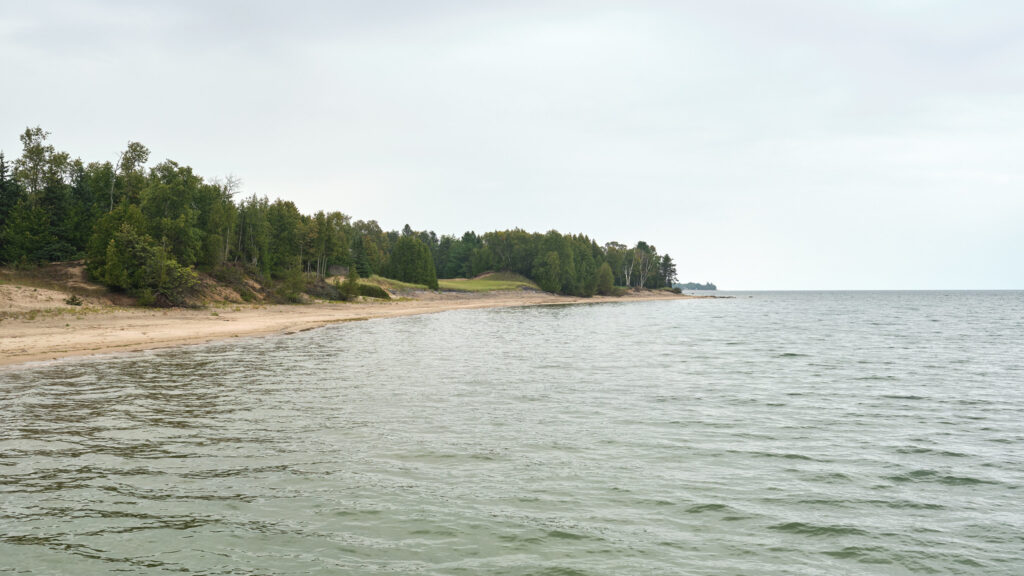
<box><xmin>1</xmin><ymin>291</ymin><xmax>698</xmax><ymax>368</ymax></box>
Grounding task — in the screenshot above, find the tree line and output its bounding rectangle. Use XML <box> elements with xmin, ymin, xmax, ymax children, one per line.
<box><xmin>0</xmin><ymin>128</ymin><xmax>678</xmax><ymax>304</ymax></box>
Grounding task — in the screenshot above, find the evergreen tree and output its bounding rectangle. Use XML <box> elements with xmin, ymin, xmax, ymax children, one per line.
<box><xmin>340</xmin><ymin>265</ymin><xmax>360</xmax><ymax>300</ymax></box>
<box><xmin>532</xmin><ymin>251</ymin><xmax>561</xmax><ymax>293</ymax></box>
<box><xmin>1</xmin><ymin>127</ymin><xmax>684</xmax><ymax>303</ymax></box>
<box><xmin>0</xmin><ymin>153</ymin><xmax>24</xmax><ymax>229</ymax></box>
<box><xmin>659</xmin><ymin>254</ymin><xmax>678</xmax><ymax>288</ymax></box>
<box><xmin>388</xmin><ymin>235</ymin><xmax>438</xmax><ymax>289</ymax></box>
<box><xmin>596</xmin><ymin>262</ymin><xmax>614</xmax><ymax>295</ymax></box>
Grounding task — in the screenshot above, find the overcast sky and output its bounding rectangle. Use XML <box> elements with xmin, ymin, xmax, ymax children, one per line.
<box><xmin>3</xmin><ymin>1</ymin><xmax>1022</xmax><ymax>289</ymax></box>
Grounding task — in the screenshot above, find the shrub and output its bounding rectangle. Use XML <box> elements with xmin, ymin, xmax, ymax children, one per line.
<box><xmin>357</xmin><ymin>283</ymin><xmax>391</xmax><ymax>300</ymax></box>
<box><xmin>305</xmin><ymin>277</ymin><xmax>342</xmax><ymax>301</ymax></box>
<box><xmin>272</xmin><ymin>268</ymin><xmax>306</xmax><ymax>303</ymax></box>
<box><xmin>64</xmin><ymin>294</ymin><xmax>83</xmax><ymax>306</ymax></box>
<box><xmin>100</xmin><ymin>223</ymin><xmax>198</xmax><ymax>307</ymax></box>
<box><xmin>210</xmin><ymin>263</ymin><xmax>247</xmax><ymax>286</ymax></box>
<box><xmin>340</xmin><ymin>268</ymin><xmax>361</xmax><ymax>300</ymax></box>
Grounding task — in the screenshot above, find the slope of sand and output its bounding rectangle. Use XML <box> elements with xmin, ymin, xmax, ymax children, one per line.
<box><xmin>0</xmin><ymin>290</ymin><xmax>695</xmax><ymax>367</ymax></box>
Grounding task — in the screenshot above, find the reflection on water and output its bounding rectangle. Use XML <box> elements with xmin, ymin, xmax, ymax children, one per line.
<box><xmin>2</xmin><ymin>292</ymin><xmax>1024</xmax><ymax>574</ymax></box>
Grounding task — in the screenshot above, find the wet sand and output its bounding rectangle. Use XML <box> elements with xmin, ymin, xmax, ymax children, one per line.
<box><xmin>0</xmin><ymin>290</ymin><xmax>694</xmax><ymax>367</ymax></box>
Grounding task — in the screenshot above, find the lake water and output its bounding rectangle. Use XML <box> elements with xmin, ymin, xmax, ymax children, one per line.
<box><xmin>2</xmin><ymin>292</ymin><xmax>1023</xmax><ymax>574</ymax></box>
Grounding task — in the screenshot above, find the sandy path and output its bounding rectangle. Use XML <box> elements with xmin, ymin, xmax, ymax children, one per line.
<box><xmin>0</xmin><ymin>291</ymin><xmax>694</xmax><ymax>367</ymax></box>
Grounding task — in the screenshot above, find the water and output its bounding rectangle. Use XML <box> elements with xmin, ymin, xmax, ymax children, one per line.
<box><xmin>2</xmin><ymin>291</ymin><xmax>1024</xmax><ymax>575</ymax></box>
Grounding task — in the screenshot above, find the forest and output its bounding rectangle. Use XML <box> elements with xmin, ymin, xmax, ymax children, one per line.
<box><xmin>0</xmin><ymin>128</ymin><xmax>678</xmax><ymax>305</ymax></box>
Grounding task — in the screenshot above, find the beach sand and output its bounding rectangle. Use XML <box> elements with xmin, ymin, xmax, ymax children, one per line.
<box><xmin>0</xmin><ymin>289</ymin><xmax>695</xmax><ymax>367</ymax></box>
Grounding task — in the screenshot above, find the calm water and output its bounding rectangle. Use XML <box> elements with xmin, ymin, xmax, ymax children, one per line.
<box><xmin>2</xmin><ymin>292</ymin><xmax>1024</xmax><ymax>575</ymax></box>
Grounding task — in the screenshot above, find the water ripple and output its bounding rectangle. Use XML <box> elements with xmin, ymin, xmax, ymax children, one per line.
<box><xmin>2</xmin><ymin>291</ymin><xmax>1023</xmax><ymax>574</ymax></box>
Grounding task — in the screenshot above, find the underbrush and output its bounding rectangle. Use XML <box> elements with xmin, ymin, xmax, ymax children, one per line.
<box><xmin>356</xmin><ymin>283</ymin><xmax>391</xmax><ymax>300</ymax></box>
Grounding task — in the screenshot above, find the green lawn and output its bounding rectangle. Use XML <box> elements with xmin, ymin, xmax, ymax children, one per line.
<box><xmin>437</xmin><ymin>272</ymin><xmax>539</xmax><ymax>292</ymax></box>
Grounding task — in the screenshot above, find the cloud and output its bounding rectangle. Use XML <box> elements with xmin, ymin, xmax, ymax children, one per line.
<box><xmin>3</xmin><ymin>0</ymin><xmax>1022</xmax><ymax>288</ymax></box>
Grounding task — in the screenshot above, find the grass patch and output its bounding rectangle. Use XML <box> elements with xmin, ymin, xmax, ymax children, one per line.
<box><xmin>361</xmin><ymin>275</ymin><xmax>430</xmax><ymax>293</ymax></box>
<box><xmin>325</xmin><ymin>274</ymin><xmax>428</xmax><ymax>293</ymax></box>
<box><xmin>0</xmin><ymin>305</ymin><xmax>118</xmax><ymax>322</ymax></box>
<box><xmin>438</xmin><ymin>272</ymin><xmax>540</xmax><ymax>292</ymax></box>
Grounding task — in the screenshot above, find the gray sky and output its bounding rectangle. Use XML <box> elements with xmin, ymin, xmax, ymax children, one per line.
<box><xmin>3</xmin><ymin>0</ymin><xmax>1022</xmax><ymax>289</ymax></box>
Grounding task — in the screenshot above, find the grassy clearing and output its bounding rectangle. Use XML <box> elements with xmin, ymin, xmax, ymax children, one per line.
<box><xmin>361</xmin><ymin>275</ymin><xmax>430</xmax><ymax>293</ymax></box>
<box><xmin>438</xmin><ymin>272</ymin><xmax>540</xmax><ymax>292</ymax></box>
<box><xmin>325</xmin><ymin>274</ymin><xmax>430</xmax><ymax>294</ymax></box>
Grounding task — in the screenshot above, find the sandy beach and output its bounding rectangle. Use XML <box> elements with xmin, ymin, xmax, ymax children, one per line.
<box><xmin>0</xmin><ymin>288</ymin><xmax>695</xmax><ymax>367</ymax></box>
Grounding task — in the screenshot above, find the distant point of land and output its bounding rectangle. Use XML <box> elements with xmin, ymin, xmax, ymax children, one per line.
<box><xmin>675</xmin><ymin>282</ymin><xmax>717</xmax><ymax>291</ymax></box>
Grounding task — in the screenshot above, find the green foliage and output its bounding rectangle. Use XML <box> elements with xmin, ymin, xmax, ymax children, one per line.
<box><xmin>340</xmin><ymin>267</ymin><xmax>361</xmax><ymax>300</ymax></box>
<box><xmin>387</xmin><ymin>235</ymin><xmax>438</xmax><ymax>290</ymax></box>
<box><xmin>267</xmin><ymin>199</ymin><xmax>303</xmax><ymax>278</ymax></box>
<box><xmin>356</xmin><ymin>283</ymin><xmax>391</xmax><ymax>300</ymax></box>
<box><xmin>437</xmin><ymin>272</ymin><xmax>539</xmax><ymax>292</ymax></box>
<box><xmin>13</xmin><ymin>127</ymin><xmax>57</xmax><ymax>195</ymax></box>
<box><xmin>572</xmin><ymin>234</ymin><xmax>597</xmax><ymax>296</ymax></box>
<box><xmin>361</xmin><ymin>274</ymin><xmax>429</xmax><ymax>292</ymax></box>
<box><xmin>596</xmin><ymin>262</ymin><xmax>614</xmax><ymax>295</ymax></box>
<box><xmin>1</xmin><ymin>202</ymin><xmax>59</xmax><ymax>263</ymax></box>
<box><xmin>532</xmin><ymin>251</ymin><xmax>561</xmax><ymax>293</ymax></box>
<box><xmin>2</xmin><ymin>127</ymin><xmax>682</xmax><ymax>304</ymax></box>
<box><xmin>0</xmin><ymin>132</ymin><xmax>89</xmax><ymax>264</ymax></box>
<box><xmin>234</xmin><ymin>194</ymin><xmax>270</xmax><ymax>276</ymax></box>
<box><xmin>304</xmin><ymin>277</ymin><xmax>341</xmax><ymax>301</ymax></box>
<box><xmin>138</xmin><ymin>161</ymin><xmax>210</xmax><ymax>266</ymax></box>
<box><xmin>101</xmin><ymin>223</ymin><xmax>198</xmax><ymax>306</ymax></box>
<box><xmin>351</xmin><ymin>234</ymin><xmax>377</xmax><ymax>277</ymax></box>
<box><xmin>659</xmin><ymin>254</ymin><xmax>678</xmax><ymax>288</ymax></box>
<box><xmin>210</xmin><ymin>263</ymin><xmax>257</xmax><ymax>301</ymax></box>
<box><xmin>272</xmin><ymin>268</ymin><xmax>306</xmax><ymax>303</ymax></box>
<box><xmin>64</xmin><ymin>294</ymin><xmax>83</xmax><ymax>306</ymax></box>
<box><xmin>0</xmin><ymin>153</ymin><xmax>25</xmax><ymax>231</ymax></box>
<box><xmin>195</xmin><ymin>180</ymin><xmax>237</xmax><ymax>269</ymax></box>
<box><xmin>437</xmin><ymin>229</ymin><xmax>676</xmax><ymax>296</ymax></box>
<box><xmin>86</xmin><ymin>202</ymin><xmax>147</xmax><ymax>279</ymax></box>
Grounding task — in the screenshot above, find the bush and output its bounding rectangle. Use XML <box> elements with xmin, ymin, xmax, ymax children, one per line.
<box><xmin>272</xmin><ymin>268</ymin><xmax>306</xmax><ymax>303</ymax></box>
<box><xmin>238</xmin><ymin>288</ymin><xmax>255</xmax><ymax>302</ymax></box>
<box><xmin>357</xmin><ymin>283</ymin><xmax>391</xmax><ymax>300</ymax></box>
<box><xmin>64</xmin><ymin>294</ymin><xmax>83</xmax><ymax>306</ymax></box>
<box><xmin>210</xmin><ymin>263</ymin><xmax>247</xmax><ymax>286</ymax></box>
<box><xmin>339</xmin><ymin>268</ymin><xmax>361</xmax><ymax>300</ymax></box>
<box><xmin>305</xmin><ymin>277</ymin><xmax>342</xmax><ymax>300</ymax></box>
<box><xmin>100</xmin><ymin>223</ymin><xmax>198</xmax><ymax>307</ymax></box>
<box><xmin>136</xmin><ymin>288</ymin><xmax>156</xmax><ymax>307</ymax></box>
<box><xmin>211</xmin><ymin>263</ymin><xmax>258</xmax><ymax>302</ymax></box>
